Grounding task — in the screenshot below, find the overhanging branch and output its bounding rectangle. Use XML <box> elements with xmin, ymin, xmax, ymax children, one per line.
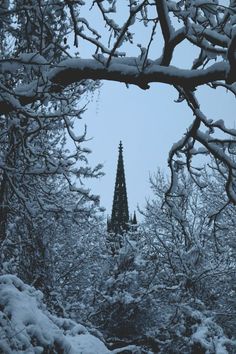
<box><xmin>0</xmin><ymin>58</ymin><xmax>229</xmax><ymax>115</ymax></box>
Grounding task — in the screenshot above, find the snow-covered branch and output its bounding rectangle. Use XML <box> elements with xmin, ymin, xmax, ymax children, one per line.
<box><xmin>1</xmin><ymin>0</ymin><xmax>236</xmax><ymax>209</ymax></box>
<box><xmin>0</xmin><ymin>58</ymin><xmax>229</xmax><ymax>115</ymax></box>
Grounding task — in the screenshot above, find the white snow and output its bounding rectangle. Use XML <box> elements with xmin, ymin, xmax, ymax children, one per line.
<box><xmin>0</xmin><ymin>275</ymin><xmax>111</xmax><ymax>354</ymax></box>
<box><xmin>67</xmin><ymin>334</ymin><xmax>111</xmax><ymax>354</ymax></box>
<box><xmin>190</xmin><ymin>309</ymin><xmax>236</xmax><ymax>354</ymax></box>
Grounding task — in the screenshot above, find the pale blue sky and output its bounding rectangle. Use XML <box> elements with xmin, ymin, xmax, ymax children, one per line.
<box><xmin>73</xmin><ymin>2</ymin><xmax>235</xmax><ymax>216</ymax></box>
<box><xmin>83</xmin><ymin>82</ymin><xmax>235</xmax><ymax>216</ymax></box>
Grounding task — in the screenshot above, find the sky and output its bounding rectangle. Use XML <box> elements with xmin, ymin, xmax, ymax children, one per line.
<box><xmin>72</xmin><ymin>2</ymin><xmax>235</xmax><ymax>216</ymax></box>
<box><xmin>82</xmin><ymin>80</ymin><xmax>235</xmax><ymax>217</ymax></box>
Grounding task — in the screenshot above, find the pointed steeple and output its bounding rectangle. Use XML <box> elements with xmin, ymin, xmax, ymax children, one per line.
<box><xmin>130</xmin><ymin>211</ymin><xmax>138</xmax><ymax>233</ymax></box>
<box><xmin>108</xmin><ymin>141</ymin><xmax>129</xmax><ymax>235</ymax></box>
<box><xmin>132</xmin><ymin>211</ymin><xmax>137</xmax><ymax>225</ymax></box>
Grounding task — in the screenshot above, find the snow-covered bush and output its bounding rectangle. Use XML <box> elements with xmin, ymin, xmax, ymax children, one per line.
<box><xmin>49</xmin><ymin>212</ymin><xmax>107</xmax><ymax>319</ymax></box>
<box><xmin>155</xmin><ymin>302</ymin><xmax>236</xmax><ymax>354</ymax></box>
<box><xmin>139</xmin><ymin>170</ymin><xmax>236</xmax><ymax>352</ymax></box>
<box><xmin>0</xmin><ymin>275</ymin><xmax>111</xmax><ymax>354</ymax></box>
<box><xmin>87</xmin><ymin>233</ymin><xmax>158</xmax><ymax>341</ymax></box>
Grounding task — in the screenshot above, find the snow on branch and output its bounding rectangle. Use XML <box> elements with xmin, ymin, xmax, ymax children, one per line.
<box><xmin>0</xmin><ymin>0</ymin><xmax>236</xmax><ymax>208</ymax></box>
<box><xmin>167</xmin><ymin>89</ymin><xmax>236</xmax><ymax>205</ymax></box>
<box><xmin>0</xmin><ymin>58</ymin><xmax>229</xmax><ymax>115</ymax></box>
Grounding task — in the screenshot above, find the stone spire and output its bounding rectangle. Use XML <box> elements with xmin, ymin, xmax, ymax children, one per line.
<box><xmin>108</xmin><ymin>141</ymin><xmax>129</xmax><ymax>235</ymax></box>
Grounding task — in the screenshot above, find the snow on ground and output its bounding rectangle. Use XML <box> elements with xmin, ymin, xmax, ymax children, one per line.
<box><xmin>0</xmin><ymin>275</ymin><xmax>111</xmax><ymax>354</ymax></box>
<box><xmin>2</xmin><ymin>274</ymin><xmax>233</xmax><ymax>354</ymax></box>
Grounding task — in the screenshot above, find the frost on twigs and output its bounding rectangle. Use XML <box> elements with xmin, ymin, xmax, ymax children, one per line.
<box><xmin>167</xmin><ymin>87</ymin><xmax>236</xmax><ymax>207</ymax></box>
<box><xmin>0</xmin><ymin>0</ymin><xmax>236</xmax><ymax>209</ymax></box>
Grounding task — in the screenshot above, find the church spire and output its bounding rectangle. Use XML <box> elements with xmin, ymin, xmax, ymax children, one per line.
<box><xmin>108</xmin><ymin>141</ymin><xmax>129</xmax><ymax>235</ymax></box>
<box><xmin>132</xmin><ymin>211</ymin><xmax>137</xmax><ymax>225</ymax></box>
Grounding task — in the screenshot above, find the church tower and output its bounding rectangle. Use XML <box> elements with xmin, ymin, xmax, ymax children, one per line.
<box><xmin>108</xmin><ymin>141</ymin><xmax>129</xmax><ymax>235</ymax></box>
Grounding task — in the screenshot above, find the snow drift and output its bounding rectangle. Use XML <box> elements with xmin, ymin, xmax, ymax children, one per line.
<box><xmin>0</xmin><ymin>275</ymin><xmax>111</xmax><ymax>354</ymax></box>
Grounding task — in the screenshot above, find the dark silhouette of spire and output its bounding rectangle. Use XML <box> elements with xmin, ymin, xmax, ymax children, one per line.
<box><xmin>130</xmin><ymin>211</ymin><xmax>138</xmax><ymax>232</ymax></box>
<box><xmin>108</xmin><ymin>141</ymin><xmax>129</xmax><ymax>235</ymax></box>
<box><xmin>132</xmin><ymin>211</ymin><xmax>137</xmax><ymax>225</ymax></box>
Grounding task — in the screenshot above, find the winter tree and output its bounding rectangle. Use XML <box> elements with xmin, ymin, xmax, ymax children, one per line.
<box><xmin>75</xmin><ymin>169</ymin><xmax>236</xmax><ymax>352</ymax></box>
<box><xmin>141</xmin><ymin>169</ymin><xmax>236</xmax><ymax>353</ymax></box>
<box><xmin>0</xmin><ymin>0</ymin><xmax>235</xmax><ymax>209</ymax></box>
<box><xmin>0</xmin><ymin>0</ymin><xmax>103</xmax><ymax>290</ymax></box>
<box><xmin>0</xmin><ymin>1</ymin><xmax>236</xmax><ymax>353</ymax></box>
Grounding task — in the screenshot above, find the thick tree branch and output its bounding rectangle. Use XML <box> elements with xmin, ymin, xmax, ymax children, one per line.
<box><xmin>155</xmin><ymin>0</ymin><xmax>173</xmax><ymax>43</ymax></box>
<box><xmin>0</xmin><ymin>58</ymin><xmax>229</xmax><ymax>115</ymax></box>
<box><xmin>226</xmin><ymin>29</ymin><xmax>236</xmax><ymax>84</ymax></box>
<box><xmin>161</xmin><ymin>27</ymin><xmax>186</xmax><ymax>66</ymax></box>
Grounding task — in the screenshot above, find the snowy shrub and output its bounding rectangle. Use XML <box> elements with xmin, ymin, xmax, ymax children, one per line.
<box><xmin>139</xmin><ymin>170</ymin><xmax>236</xmax><ymax>352</ymax></box>
<box><xmin>89</xmin><ymin>234</ymin><xmax>157</xmax><ymax>340</ymax></box>
<box><xmin>0</xmin><ymin>275</ymin><xmax>111</xmax><ymax>354</ymax></box>
<box><xmin>155</xmin><ymin>303</ymin><xmax>236</xmax><ymax>354</ymax></box>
